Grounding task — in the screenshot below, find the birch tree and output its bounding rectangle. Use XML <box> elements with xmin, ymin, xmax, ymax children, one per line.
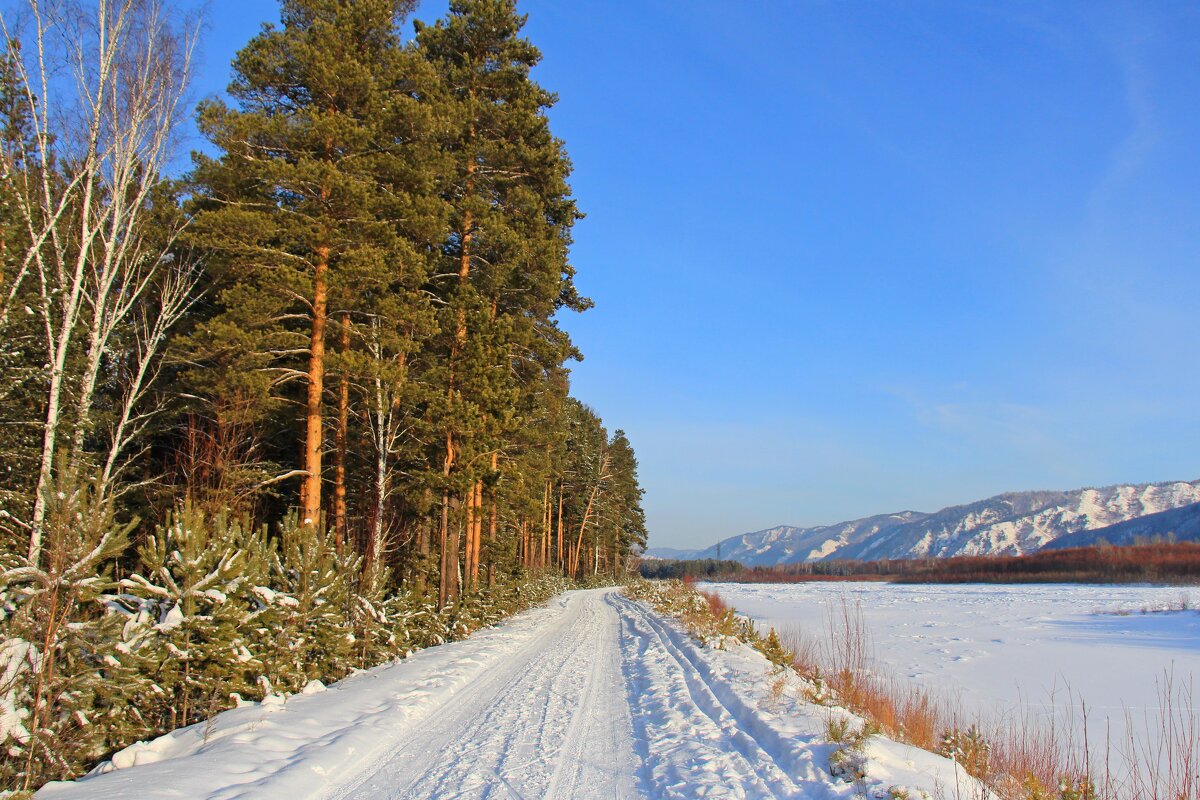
<box><xmin>0</xmin><ymin>0</ymin><xmax>198</xmax><ymax>565</ymax></box>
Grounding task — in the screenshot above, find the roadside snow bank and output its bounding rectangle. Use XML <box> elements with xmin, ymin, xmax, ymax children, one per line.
<box><xmin>621</xmin><ymin>581</ymin><xmax>989</xmax><ymax>799</ymax></box>
<box><xmin>681</xmin><ymin>630</ymin><xmax>991</xmax><ymax>798</ymax></box>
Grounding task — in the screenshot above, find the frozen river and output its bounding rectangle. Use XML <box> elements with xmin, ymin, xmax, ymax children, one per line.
<box><xmin>707</xmin><ymin>581</ymin><xmax>1200</xmax><ymax>769</ymax></box>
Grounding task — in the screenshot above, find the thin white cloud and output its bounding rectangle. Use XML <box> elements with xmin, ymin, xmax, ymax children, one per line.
<box><xmin>1087</xmin><ymin>29</ymin><xmax>1160</xmax><ymax>214</ymax></box>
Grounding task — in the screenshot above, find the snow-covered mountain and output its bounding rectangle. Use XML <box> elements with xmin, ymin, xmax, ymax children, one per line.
<box><xmin>639</xmin><ymin>547</ymin><xmax>702</xmax><ymax>561</ymax></box>
<box><xmin>681</xmin><ymin>480</ymin><xmax>1200</xmax><ymax>566</ymax></box>
<box><xmin>1042</xmin><ymin>500</ymin><xmax>1200</xmax><ymax>550</ymax></box>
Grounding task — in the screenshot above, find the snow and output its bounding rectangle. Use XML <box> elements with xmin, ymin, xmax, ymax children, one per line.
<box><xmin>0</xmin><ymin>638</ymin><xmax>34</xmax><ymax>744</ymax></box>
<box><xmin>706</xmin><ymin>581</ymin><xmax>1200</xmax><ymax>771</ymax></box>
<box><xmin>611</xmin><ymin>593</ymin><xmax>983</xmax><ymax>799</ymax></box>
<box><xmin>37</xmin><ymin>588</ymin><xmax>981</xmax><ymax>799</ymax></box>
<box><xmin>693</xmin><ymin>480</ymin><xmax>1200</xmax><ymax>565</ymax></box>
<box><xmin>155</xmin><ymin>604</ymin><xmax>184</xmax><ymax>631</ymax></box>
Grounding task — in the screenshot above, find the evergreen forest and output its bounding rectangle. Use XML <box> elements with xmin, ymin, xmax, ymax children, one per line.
<box><xmin>0</xmin><ymin>0</ymin><xmax>646</xmax><ymax>791</ymax></box>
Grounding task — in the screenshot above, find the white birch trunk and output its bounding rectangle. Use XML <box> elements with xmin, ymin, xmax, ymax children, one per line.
<box><xmin>1</xmin><ymin>0</ymin><xmax>196</xmax><ymax>565</ymax></box>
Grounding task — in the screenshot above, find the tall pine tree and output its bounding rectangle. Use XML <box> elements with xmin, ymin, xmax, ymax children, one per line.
<box><xmin>187</xmin><ymin>0</ymin><xmax>438</xmax><ymax>532</ymax></box>
<box><xmin>415</xmin><ymin>0</ymin><xmax>588</xmax><ymax>603</ymax></box>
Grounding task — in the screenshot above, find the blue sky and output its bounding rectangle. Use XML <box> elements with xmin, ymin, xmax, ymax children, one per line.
<box><xmin>191</xmin><ymin>1</ymin><xmax>1200</xmax><ymax>550</ymax></box>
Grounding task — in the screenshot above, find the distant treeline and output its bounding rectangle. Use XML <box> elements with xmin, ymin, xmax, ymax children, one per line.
<box><xmin>642</xmin><ymin>541</ymin><xmax>1200</xmax><ymax>585</ymax></box>
<box><xmin>638</xmin><ymin>559</ymin><xmax>744</xmax><ymax>580</ymax></box>
<box><xmin>890</xmin><ymin>541</ymin><xmax>1200</xmax><ymax>585</ymax></box>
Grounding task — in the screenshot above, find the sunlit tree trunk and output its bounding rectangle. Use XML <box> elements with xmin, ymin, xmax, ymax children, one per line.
<box><xmin>302</xmin><ymin>245</ymin><xmax>329</xmax><ymax>526</ymax></box>
<box><xmin>571</xmin><ymin>451</ymin><xmax>610</xmax><ymax>577</ymax></box>
<box><xmin>333</xmin><ymin>312</ymin><xmax>351</xmax><ymax>550</ymax></box>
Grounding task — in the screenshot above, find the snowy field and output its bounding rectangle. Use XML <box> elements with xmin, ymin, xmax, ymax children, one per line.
<box><xmin>706</xmin><ymin>581</ymin><xmax>1200</xmax><ymax>765</ymax></box>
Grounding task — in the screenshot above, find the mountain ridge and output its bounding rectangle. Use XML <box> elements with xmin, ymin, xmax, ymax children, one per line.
<box><xmin>1042</xmin><ymin>500</ymin><xmax>1200</xmax><ymax>550</ymax></box>
<box><xmin>644</xmin><ymin>479</ymin><xmax>1200</xmax><ymax>566</ymax></box>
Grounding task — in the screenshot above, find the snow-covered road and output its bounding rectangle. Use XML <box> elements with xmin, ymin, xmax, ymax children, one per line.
<box><xmin>39</xmin><ymin>589</ymin><xmax>971</xmax><ymax>800</ymax></box>
<box><xmin>332</xmin><ymin>588</ymin><xmax>638</xmax><ymax>799</ymax></box>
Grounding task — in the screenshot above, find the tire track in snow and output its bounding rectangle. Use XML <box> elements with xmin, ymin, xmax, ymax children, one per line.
<box><xmin>401</xmin><ymin>598</ymin><xmax>591</xmax><ymax>798</ymax></box>
<box><xmin>612</xmin><ymin>594</ymin><xmax>835</xmax><ymax>799</ymax></box>
<box><xmin>615</xmin><ymin>594</ymin><xmax>787</xmax><ymax>798</ymax></box>
<box><xmin>328</xmin><ymin>588</ymin><xmax>638</xmax><ymax>800</ymax></box>
<box><xmin>543</xmin><ymin>592</ymin><xmax>635</xmax><ymax>799</ymax></box>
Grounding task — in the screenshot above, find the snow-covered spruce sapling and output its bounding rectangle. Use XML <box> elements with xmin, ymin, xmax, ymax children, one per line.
<box><xmin>0</xmin><ymin>479</ymin><xmax>140</xmax><ymax>791</ymax></box>
<box><xmin>120</xmin><ymin>505</ymin><xmax>274</xmax><ymax>731</ymax></box>
<box><xmin>937</xmin><ymin>725</ymin><xmax>991</xmax><ymax>782</ymax></box>
<box><xmin>347</xmin><ymin>559</ymin><xmax>402</xmax><ymax>669</ymax></box>
<box><xmin>753</xmin><ymin>627</ymin><xmax>795</xmax><ymax>672</ymax></box>
<box><xmin>389</xmin><ymin>585</ymin><xmax>452</xmax><ymax>652</ymax></box>
<box><xmin>1019</xmin><ymin>774</ymin><xmax>1096</xmax><ymax>800</ymax></box>
<box><xmin>265</xmin><ymin>513</ymin><xmax>357</xmax><ymax>692</ymax></box>
<box><xmin>884</xmin><ymin>788</ymin><xmax>932</xmax><ymax>800</ymax></box>
<box><xmin>825</xmin><ymin>715</ymin><xmax>878</xmax><ymax>784</ymax></box>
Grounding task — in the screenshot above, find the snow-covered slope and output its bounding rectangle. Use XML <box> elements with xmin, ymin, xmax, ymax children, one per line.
<box><xmin>640</xmin><ymin>546</ymin><xmax>702</xmax><ymax>561</ymax></box>
<box><xmin>689</xmin><ymin>514</ymin><xmax>927</xmax><ymax>566</ymax></box>
<box><xmin>1042</xmin><ymin>500</ymin><xmax>1200</xmax><ymax>550</ymax></box>
<box><xmin>690</xmin><ymin>479</ymin><xmax>1200</xmax><ymax>566</ymax></box>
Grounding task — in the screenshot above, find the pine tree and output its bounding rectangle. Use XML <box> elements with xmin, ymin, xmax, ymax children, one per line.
<box><xmin>266</xmin><ymin>513</ymin><xmax>355</xmax><ymax>689</ymax></box>
<box><xmin>598</xmin><ymin>430</ymin><xmax>647</xmax><ymax>576</ymax></box>
<box><xmin>187</xmin><ymin>0</ymin><xmax>436</xmax><ymax>529</ymax></box>
<box><xmin>415</xmin><ymin>0</ymin><xmax>588</xmax><ymax>603</ymax></box>
<box><xmin>347</xmin><ymin>558</ymin><xmax>402</xmax><ymax>668</ymax></box>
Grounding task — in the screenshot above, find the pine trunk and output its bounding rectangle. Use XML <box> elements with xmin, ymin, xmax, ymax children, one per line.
<box><xmin>334</xmin><ymin>312</ymin><xmax>350</xmax><ymax>550</ymax></box>
<box><xmin>481</xmin><ymin>451</ymin><xmax>497</xmax><ymax>577</ymax></box>
<box><xmin>473</xmin><ymin>478</ymin><xmax>484</xmax><ymax>583</ymax></box>
<box><xmin>439</xmin><ymin>149</ymin><xmax>475</xmax><ymax>604</ymax></box>
<box><xmin>302</xmin><ymin>245</ymin><xmax>330</xmax><ymax>526</ymax></box>
<box><xmin>438</xmin><ymin>490</ymin><xmax>452</xmax><ymax>606</ymax></box>
<box><xmin>542</xmin><ymin>480</ymin><xmax>551</xmax><ymax>569</ymax></box>
<box><xmin>488</xmin><ymin>484</ymin><xmax>498</xmax><ymax>573</ymax></box>
<box><xmin>556</xmin><ymin>483</ymin><xmax>564</xmax><ymax>570</ymax></box>
<box><xmin>464</xmin><ymin>478</ymin><xmax>481</xmax><ymax>590</ymax></box>
<box><xmin>571</xmin><ymin>460</ymin><xmax>607</xmax><ymax>577</ymax></box>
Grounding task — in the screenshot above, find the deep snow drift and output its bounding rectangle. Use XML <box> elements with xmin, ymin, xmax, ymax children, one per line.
<box><xmin>707</xmin><ymin>581</ymin><xmax>1200</xmax><ymax>769</ymax></box>
<box><xmin>38</xmin><ymin>588</ymin><xmax>981</xmax><ymax>799</ymax></box>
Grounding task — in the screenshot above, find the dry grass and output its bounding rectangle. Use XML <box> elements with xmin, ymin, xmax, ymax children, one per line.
<box><xmin>699</xmin><ymin>587</ymin><xmax>734</xmax><ymax>619</ymax></box>
<box><xmin>1113</xmin><ymin>670</ymin><xmax>1199</xmax><ymax>800</ymax></box>
<box><xmin>760</xmin><ymin>673</ymin><xmax>789</xmax><ymax>711</ymax></box>
<box><xmin>782</xmin><ymin>601</ymin><xmax>951</xmax><ymax>755</ymax></box>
